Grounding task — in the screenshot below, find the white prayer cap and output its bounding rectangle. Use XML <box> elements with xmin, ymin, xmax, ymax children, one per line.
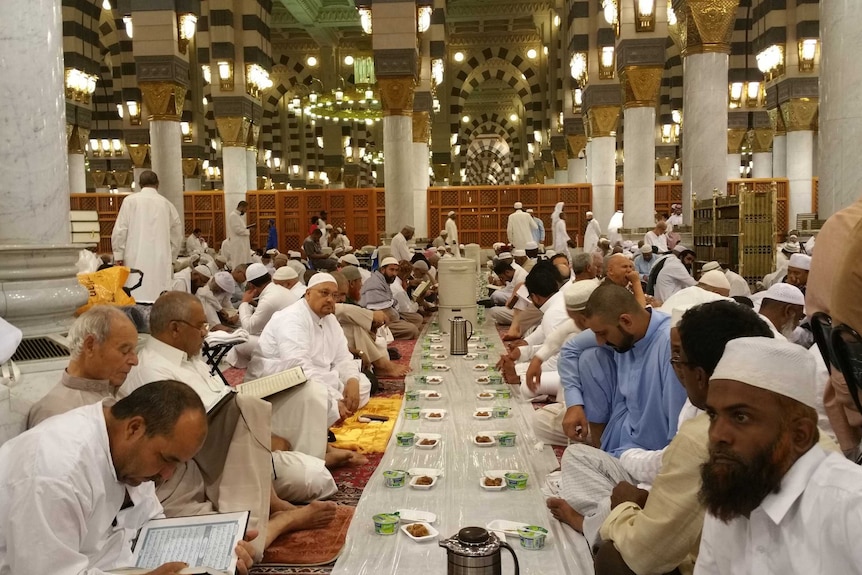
<box><xmin>525</xmin><ymin>241</ymin><xmax>539</xmax><ymax>250</ymax></box>
<box><xmin>325</xmin><ymin>224</ymin><xmax>333</xmax><ymax>230</ymax></box>
<box><xmin>448</xmin><ymin>210</ymin><xmax>456</xmax><ymax>216</ymax></box>
<box><xmin>565</xmin><ymin>279</ymin><xmax>599</xmax><ymax>311</ymax></box>
<box><xmin>701</xmin><ymin>261</ymin><xmax>721</xmax><ymax>272</ymax></box>
<box><xmin>711</xmin><ymin>337</ymin><xmax>817</xmax><ymax>409</ymax></box>
<box><xmin>586</xmin><ymin>211</ymin><xmax>593</xmax><ymax>217</ymax></box>
<box><xmin>497</xmin><ymin>252</ymin><xmax>513</xmax><ymax>260</ymax></box>
<box><xmin>273</xmin><ymin>266</ymin><xmax>298</xmax><ymax>281</ymax></box>
<box><xmin>700</xmin><ymin>270</ymin><xmax>731</xmax><ymax>291</ymax></box>
<box><xmin>526</xmin><ymin>208</ymin><xmax>534</xmax><ymax>213</ymax></box>
<box><xmin>545</xmin><ymin>249</ymin><xmax>557</xmax><ymax>258</ymax></box>
<box><xmin>783</xmin><ymin>241</ymin><xmax>801</xmax><ymax>254</ymax></box>
<box><xmin>622</xmin><ymin>240</ymin><xmax>633</xmax><ymax>249</ymax></box>
<box><xmin>307</xmin><ymin>272</ymin><xmax>337</xmax><ymax>289</ymax></box>
<box><xmin>514</xmin><ymin>202</ymin><xmax>523</xmax><ymax>209</ymax></box>
<box><xmin>762</xmin><ymin>283</ymin><xmax>805</xmax><ymax>307</ymax></box>
<box><xmin>672</xmin><ymin>243</ymin><xmax>693</xmax><ymax>255</ymax></box>
<box><xmin>245</xmin><ymin>262</ymin><xmax>269</xmax><ymax>282</ymax></box>
<box><xmin>339</xmin><ymin>254</ymin><xmax>360</xmax><ymax>266</ymax></box>
<box><xmin>288</xmin><ymin>250</ymin><xmax>302</xmax><ymax>259</ymax></box>
<box><xmin>436</xmin><ymin>246</ymin><xmax>446</xmax><ymax>253</ymax></box>
<box><xmin>214</xmin><ymin>271</ymin><xmax>236</xmax><ymax>292</ymax></box>
<box><xmin>493</xmin><ymin>242</ymin><xmax>505</xmax><ymax>249</ymax></box>
<box><xmin>403</xmin><ymin>225</ymin><xmax>416</xmax><ymax>232</ymax></box>
<box><xmin>193</xmin><ymin>264</ymin><xmax>213</xmax><ymax>278</ymax></box>
<box><xmin>512</xmin><ymin>249</ymin><xmax>527</xmax><ymax>257</ymax></box>
<box><xmin>336</xmin><ymin>227</ymin><xmax>343</xmax><ymax>233</ymax></box>
<box><xmin>440</xmin><ymin>230</ymin><xmax>448</xmax><ymax>235</ymax></box>
<box><xmin>215</xmin><ymin>254</ymin><xmax>227</xmax><ymax>264</ymax></box>
<box><xmin>413</xmin><ymin>260</ymin><xmax>429</xmax><ymax>271</ymax></box>
<box><xmin>640</xmin><ymin>244</ymin><xmax>653</xmax><ymax>254</ymax></box>
<box><xmin>380</xmin><ymin>256</ymin><xmax>400</xmax><ymax>267</ymax></box>
<box><xmin>265</xmin><ymin>248</ymin><xmax>279</xmax><ymax>256</ymax></box>
<box><xmin>670</xmin><ymin>307</ymin><xmax>689</xmax><ymax>328</ymax></box>
<box><xmin>788</xmin><ymin>253</ymin><xmax>811</xmax><ymax>271</ymax></box>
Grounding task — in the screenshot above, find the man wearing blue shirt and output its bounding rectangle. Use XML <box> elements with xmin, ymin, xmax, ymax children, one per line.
<box><xmin>547</xmin><ymin>284</ymin><xmax>687</xmax><ymax>547</ymax></box>
<box><xmin>633</xmin><ymin>244</ymin><xmax>655</xmax><ymax>283</ymax></box>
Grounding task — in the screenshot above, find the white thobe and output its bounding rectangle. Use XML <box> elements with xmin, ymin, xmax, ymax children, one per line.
<box><xmin>290</xmin><ymin>282</ymin><xmax>307</xmax><ymax>299</ymax></box>
<box><xmin>318</xmin><ymin>219</ymin><xmax>328</xmax><ymax>248</ymax></box>
<box><xmin>584</xmin><ymin>219</ymin><xmax>602</xmax><ymax>253</ymax></box>
<box><xmin>226</xmin><ymin>210</ymin><xmax>252</xmax><ymax>268</ymax></box>
<box><xmin>390</xmin><ymin>232</ymin><xmax>411</xmax><ymax>262</ymax></box>
<box><xmin>287</xmin><ymin>260</ymin><xmax>307</xmax><ymax>282</ymax></box>
<box><xmin>185</xmin><ymin>233</ymin><xmax>207</xmax><ymax>255</ymax></box>
<box><xmin>654</xmin><ymin>257</ymin><xmax>698</xmax><ymax>302</ymax></box>
<box><xmin>726</xmin><ymin>269</ymin><xmax>751</xmax><ymax>297</ymax></box>
<box><xmin>196</xmin><ymin>285</ymin><xmax>231</xmax><ymax>327</ymax></box>
<box><xmin>250</xmin><ymin>300</ymin><xmax>366</xmax><ymax>426</ymax></box>
<box><xmin>392</xmin><ymin>277</ymin><xmax>419</xmax><ymax>314</ymax></box>
<box><xmin>111</xmin><ymin>187</ymin><xmax>182</xmax><ymax>303</ymax></box>
<box><xmin>445</xmin><ymin>218</ymin><xmax>459</xmax><ymax>251</ymax></box>
<box><xmin>506</xmin><ymin>210</ymin><xmax>538</xmax><ymax>249</ymax></box>
<box><xmin>0</xmin><ymin>402</ymin><xmax>162</xmax><ymax>575</ymax></box>
<box><xmin>695</xmin><ymin>446</ymin><xmax>862</xmax><ymax>575</ymax></box>
<box><xmin>554</xmin><ymin>218</ymin><xmax>572</xmax><ymax>253</ymax></box>
<box><xmin>516</xmin><ymin>290</ymin><xmax>571</xmax><ymax>397</ymax></box>
<box><xmin>666</xmin><ymin>213</ymin><xmax>683</xmax><ymax>232</ymax></box>
<box><xmin>644</xmin><ymin>231</ymin><xmax>669</xmax><ymax>253</ymax></box>
<box><xmin>238</xmin><ymin>282</ymin><xmax>298</xmax><ymax>336</ymax></box>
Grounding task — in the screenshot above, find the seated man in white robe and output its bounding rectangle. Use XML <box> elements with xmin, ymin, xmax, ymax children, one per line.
<box><xmin>196</xmin><ymin>270</ymin><xmax>239</xmax><ymax>331</ymax></box>
<box><xmin>339</xmin><ymin>253</ymin><xmax>371</xmax><ymax>283</ymax></box>
<box><xmin>172</xmin><ymin>263</ymin><xmax>212</xmax><ymax>294</ymax></box>
<box><xmin>247</xmin><ymin>273</ymin><xmax>372</xmax><ymax>454</ymax></box>
<box><xmin>227</xmin><ymin>262</ymin><xmax>299</xmax><ymax>368</ymax></box>
<box><xmin>121</xmin><ymin>293</ymin><xmax>340</xmax><ymax>514</ymax></box>
<box><xmin>2</xmin><ymin>380</ymin><xmax>255</xmax><ymax>575</ymax></box>
<box><xmin>272</xmin><ymin>265</ymin><xmax>307</xmax><ymax>299</ymax></box>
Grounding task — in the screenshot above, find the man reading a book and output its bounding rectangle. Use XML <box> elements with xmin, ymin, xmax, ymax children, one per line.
<box><xmin>0</xmin><ymin>380</ymin><xmax>255</xmax><ymax>575</ymax></box>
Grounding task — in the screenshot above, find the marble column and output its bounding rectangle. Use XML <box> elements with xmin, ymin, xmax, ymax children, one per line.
<box><xmin>0</xmin><ymin>0</ymin><xmax>89</xmax><ymax>333</ymax></box>
<box><xmin>564</xmin><ymin>118</ymin><xmax>587</xmax><ymax>183</ymax></box>
<box><xmin>820</xmin><ymin>0</ymin><xmax>862</xmax><ymax>215</ymax></box>
<box><xmin>133</xmin><ymin>167</ymin><xmax>148</xmax><ymax>188</ymax></box>
<box><xmin>676</xmin><ymin>0</ymin><xmax>739</xmax><ymax>217</ymax></box>
<box><xmin>412</xmin><ymin>110</ymin><xmax>430</xmax><ymax>238</ymax></box>
<box><xmin>750</xmin><ymin>128</ymin><xmax>774</xmax><ymax>179</ymax></box>
<box><xmin>568</xmin><ymin>157</ymin><xmax>587</xmax><ymax>183</ymax></box>
<box><xmin>583</xmin><ymin>85</ymin><xmax>621</xmax><ymax>229</ymax></box>
<box><xmin>148</xmin><ymin>119</ymin><xmax>183</xmax><ymax>211</ymax></box>
<box><xmin>379</xmin><ymin>76</ymin><xmax>416</xmax><ymax>235</ymax></box>
<box><xmin>246</xmin><ymin>148</ymin><xmax>258</xmax><ymax>191</ymax></box>
<box><xmin>222</xmin><ymin>146</ymin><xmax>248</xmax><ymax>215</ymax></box>
<box><xmin>778</xmin><ymin>78</ymin><xmax>819</xmax><ymax>225</ymax></box>
<box><xmin>68</xmin><ymin>153</ymin><xmax>87</xmax><ymax>194</ymax></box>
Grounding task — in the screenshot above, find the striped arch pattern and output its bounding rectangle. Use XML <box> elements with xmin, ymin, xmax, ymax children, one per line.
<box><xmin>262</xmin><ymin>55</ymin><xmax>316</xmax><ymax>165</ymax></box>
<box><xmin>465</xmin><ymin>137</ymin><xmax>512</xmax><ymax>186</ymax></box>
<box><xmin>449</xmin><ymin>50</ymin><xmax>539</xmax><ymax>135</ymax></box>
<box><xmin>459</xmin><ymin>113</ymin><xmax>521</xmax><ymax>167</ymax></box>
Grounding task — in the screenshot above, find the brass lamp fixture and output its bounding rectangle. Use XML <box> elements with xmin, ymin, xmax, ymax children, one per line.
<box><xmin>358</xmin><ymin>7</ymin><xmax>372</xmax><ymax>34</ymax></box>
<box><xmin>65</xmin><ymin>68</ymin><xmax>98</xmax><ymax>104</ymax></box>
<box><xmin>598</xmin><ymin>46</ymin><xmax>615</xmax><ymax>80</ymax></box>
<box><xmin>798</xmin><ymin>38</ymin><xmax>818</xmax><ymax>72</ymax></box>
<box><xmin>177</xmin><ymin>13</ymin><xmax>197</xmax><ymax>54</ymax></box>
<box><xmin>635</xmin><ymin>0</ymin><xmax>655</xmax><ymax>32</ymax></box>
<box><xmin>246</xmin><ymin>64</ymin><xmax>273</xmax><ymax>99</ymax></box>
<box><xmin>602</xmin><ymin>0</ymin><xmax>620</xmax><ymax>36</ymax></box>
<box><xmin>126</xmin><ymin>100</ymin><xmax>141</xmax><ymax>125</ymax></box>
<box><xmin>570</xmin><ymin>52</ymin><xmax>588</xmax><ymax>86</ymax></box>
<box><xmin>417</xmin><ymin>5</ymin><xmax>432</xmax><ymax>33</ymax></box>
<box><xmin>728</xmin><ymin>81</ymin><xmax>763</xmax><ymax>109</ymax></box>
<box><xmin>756</xmin><ymin>44</ymin><xmax>784</xmax><ymax>81</ymax></box>
<box><xmin>217</xmin><ymin>60</ymin><xmax>234</xmax><ymax>91</ymax></box>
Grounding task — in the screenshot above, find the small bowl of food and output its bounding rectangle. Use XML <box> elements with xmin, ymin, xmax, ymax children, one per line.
<box><xmin>430</xmin><ymin>344</ymin><xmax>446</xmax><ymax>351</ymax></box>
<box><xmin>432</xmin><ymin>364</ymin><xmax>450</xmax><ymax>371</ymax></box>
<box><xmin>477</xmin><ymin>391</ymin><xmax>496</xmax><ymax>400</ymax></box>
<box><xmin>422</xmin><ymin>409</ymin><xmax>447</xmax><ymax>420</ymax></box>
<box><xmin>473</xmin><ymin>363</ymin><xmax>489</xmax><ymax>371</ymax></box>
<box><xmin>429</xmin><ymin>353</ymin><xmax>448</xmax><ymax>360</ymax></box>
<box><xmin>504</xmin><ymin>472</ymin><xmax>528</xmax><ymax>491</ymax></box>
<box><xmin>423</xmin><ymin>391</ymin><xmax>442</xmax><ymax>400</ymax></box>
<box><xmin>401</xmin><ymin>521</ymin><xmax>439</xmax><ymax>542</ymax></box>
<box><xmin>373</xmin><ymin>513</ymin><xmax>400</xmax><ymax>535</ymax></box>
<box><xmin>473</xmin><ymin>409</ymin><xmax>493</xmax><ymax>420</ymax></box>
<box><xmin>517</xmin><ymin>525</ymin><xmax>548</xmax><ymax>550</ymax></box>
<box><xmin>383</xmin><ymin>470</ymin><xmax>408</xmax><ymax>488</ymax></box>
<box><xmin>475</xmin><ymin>376</ymin><xmax>491</xmax><ymax>384</ymax></box>
<box><xmin>396</xmin><ymin>432</ymin><xmax>415</xmax><ymax>447</ymax></box>
<box><xmin>425</xmin><ymin>375</ymin><xmax>444</xmax><ymax>384</ymax></box>
<box><xmin>479</xmin><ymin>476</ymin><xmax>506</xmax><ymax>491</ymax></box>
<box><xmin>409</xmin><ymin>475</ymin><xmax>438</xmax><ymax>490</ymax></box>
<box><xmin>415</xmin><ymin>435</ymin><xmax>440</xmax><ymax>450</ymax></box>
<box><xmin>463</xmin><ymin>353</ymin><xmax>478</xmax><ymax>360</ymax></box>
<box><xmin>473</xmin><ymin>434</ymin><xmax>497</xmax><ymax>447</ymax></box>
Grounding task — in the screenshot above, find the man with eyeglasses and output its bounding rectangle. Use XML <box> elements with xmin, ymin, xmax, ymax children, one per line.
<box><xmin>250</xmin><ymin>273</ymin><xmax>372</xmax><ymax>447</ymax></box>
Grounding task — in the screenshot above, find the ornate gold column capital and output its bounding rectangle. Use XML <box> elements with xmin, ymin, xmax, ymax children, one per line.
<box><xmin>412</xmin><ymin>111</ymin><xmax>431</xmax><ymax>143</ymax></box>
<box><xmin>113</xmin><ymin>170</ymin><xmax>133</xmax><ymax>187</ymax></box>
<box><xmin>585</xmin><ymin>106</ymin><xmax>621</xmax><ymax>138</ymax></box>
<box><xmin>656</xmin><ymin>156</ymin><xmax>675</xmax><ymax>177</ymax></box>
<box><xmin>553</xmin><ymin>149</ymin><xmax>569</xmax><ymax>171</ymax></box>
<box><xmin>779</xmin><ymin>98</ymin><xmax>819</xmax><ymax>132</ymax></box>
<box><xmin>324</xmin><ymin>167</ymin><xmax>343</xmax><ymax>184</ymax></box>
<box><xmin>767</xmin><ymin>107</ymin><xmax>786</xmax><ymax>135</ymax></box>
<box><xmin>139</xmin><ymin>81</ymin><xmax>187</xmax><ymax>122</ymax></box>
<box><xmin>727</xmin><ymin>128</ymin><xmax>747</xmax><ymax>154</ymax></box>
<box><xmin>182</xmin><ymin>158</ymin><xmax>202</xmax><ymax>177</ymax></box>
<box><xmin>431</xmin><ymin>163</ymin><xmax>450</xmax><ymax>181</ymax></box>
<box><xmin>749</xmin><ymin>128</ymin><xmax>774</xmax><ymax>153</ymax></box>
<box><xmin>66</xmin><ymin>124</ymin><xmax>90</xmax><ymax>154</ymax></box>
<box><xmin>566</xmin><ymin>135</ymin><xmax>588</xmax><ymax>158</ymax></box>
<box><xmin>378</xmin><ymin>76</ymin><xmax>416</xmax><ymax>117</ymax></box>
<box><xmin>620</xmin><ymin>66</ymin><xmax>664</xmax><ymax>109</ymax></box>
<box><xmin>215</xmin><ymin>116</ymin><xmax>252</xmax><ymax>147</ymax></box>
<box><xmin>127</xmin><ymin>144</ymin><xmax>150</xmax><ymax>168</ymax></box>
<box><xmin>675</xmin><ymin>0</ymin><xmax>740</xmax><ymax>57</ymax></box>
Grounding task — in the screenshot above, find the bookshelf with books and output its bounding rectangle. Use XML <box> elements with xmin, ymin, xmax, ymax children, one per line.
<box><xmin>692</xmin><ymin>182</ymin><xmax>777</xmax><ymax>286</ymax></box>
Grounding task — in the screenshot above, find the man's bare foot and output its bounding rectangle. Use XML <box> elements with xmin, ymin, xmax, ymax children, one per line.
<box><xmin>375</xmin><ymin>359</ymin><xmax>411</xmax><ymax>378</ymax></box>
<box><xmin>547</xmin><ymin>497</ymin><xmax>584</xmax><ymax>533</ymax></box>
<box><xmin>270</xmin><ymin>485</ymin><xmax>295</xmax><ymax>514</ymax></box>
<box><xmin>502</xmin><ymin>332</ymin><xmax>521</xmax><ymax>341</ymax></box>
<box><xmin>325</xmin><ymin>445</ymin><xmax>368</xmax><ymax>469</ymax></box>
<box><xmin>266</xmin><ymin>501</ymin><xmax>339</xmax><ymax>545</ymax></box>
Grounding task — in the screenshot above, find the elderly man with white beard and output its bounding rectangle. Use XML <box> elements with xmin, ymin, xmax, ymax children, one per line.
<box><xmin>755</xmin><ymin>283</ymin><xmax>806</xmax><ymax>340</ymax></box>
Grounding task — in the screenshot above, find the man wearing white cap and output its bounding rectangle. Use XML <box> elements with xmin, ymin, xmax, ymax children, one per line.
<box><xmin>286</xmin><ymin>250</ymin><xmax>308</xmax><ymax>283</ymax></box>
<box><xmin>701</xmin><ymin>260</ymin><xmax>750</xmax><ymax>297</ymax></box>
<box><xmin>185</xmin><ymin>227</ymin><xmax>208</xmax><ymax>256</ymax></box>
<box><xmin>785</xmin><ymin>252</ymin><xmax>811</xmax><ymax>294</ymax></box>
<box><xmin>667</xmin><ymin>204</ymin><xmax>683</xmax><ymax>230</ymax></box>
<box><xmin>761</xmin><ymin>236</ymin><xmax>801</xmax><ymax>288</ymax></box>
<box><xmin>657</xmin><ymin>271</ymin><xmax>732</xmax><ymax>314</ymax></box>
<box><xmin>432</xmin><ymin>229</ymin><xmax>448</xmax><ymax>248</ymax></box>
<box><xmin>526</xmin><ymin>209</ymin><xmax>545</xmax><ymax>245</ymax></box>
<box><xmin>338</xmin><ymin>253</ymin><xmax>371</xmax><ymax>283</ymax></box>
<box><xmin>652</xmin><ymin>244</ymin><xmax>697</xmax><ymax>302</ymax></box>
<box><xmin>507</xmin><ymin>201</ymin><xmax>537</xmax><ymax>250</ymax></box>
<box><xmin>695</xmin><ymin>337</ymin><xmax>862</xmax><ymax>575</ymax></box>
<box><xmin>250</xmin><ymin>273</ymin><xmax>372</xmax><ymax>429</ymax></box>
<box><xmin>633</xmin><ymin>244</ymin><xmax>655</xmax><ymax>283</ymax></box>
<box><xmin>553</xmin><ymin>207</ymin><xmax>574</xmax><ymax>254</ymax></box>
<box><xmin>389</xmin><ymin>225</ymin><xmax>415</xmax><ymax>263</ymax></box>
<box><xmin>584</xmin><ymin>211</ymin><xmax>601</xmax><ymax>254</ymax></box>
<box><xmin>171</xmin><ymin>263</ymin><xmax>212</xmax><ymax>294</ymax></box>
<box><xmin>226</xmin><ymin>200</ymin><xmax>252</xmax><ymax>269</ymax></box>
<box><xmin>756</xmin><ymin>282</ymin><xmax>805</xmax><ymax>340</ymax></box>
<box><xmin>643</xmin><ymin>220</ymin><xmax>669</xmax><ymax>255</ymax></box>
<box><xmin>273</xmin><ymin>265</ymin><xmax>306</xmax><ymax>299</ymax></box>
<box><xmin>444</xmin><ymin>211</ymin><xmax>459</xmax><ymax>255</ymax></box>
<box><xmin>196</xmin><ymin>270</ymin><xmax>238</xmax><ymax>331</ymax></box>
<box><xmin>360</xmin><ymin>257</ymin><xmax>421</xmax><ymax>339</ymax></box>
<box><xmin>226</xmin><ymin>262</ymin><xmax>299</xmax><ymax>369</ymax></box>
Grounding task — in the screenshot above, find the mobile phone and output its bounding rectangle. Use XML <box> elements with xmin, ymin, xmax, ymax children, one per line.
<box><xmin>364</xmin><ymin>414</ymin><xmax>389</xmax><ymax>422</ymax></box>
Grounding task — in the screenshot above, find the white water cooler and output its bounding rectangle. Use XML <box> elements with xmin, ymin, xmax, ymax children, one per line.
<box><xmin>436</xmin><ymin>256</ymin><xmax>478</xmax><ymax>332</ymax></box>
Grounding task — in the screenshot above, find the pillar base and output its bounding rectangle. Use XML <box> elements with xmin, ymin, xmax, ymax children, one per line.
<box><xmin>0</xmin><ymin>245</ymin><xmax>90</xmax><ymax>336</ymax></box>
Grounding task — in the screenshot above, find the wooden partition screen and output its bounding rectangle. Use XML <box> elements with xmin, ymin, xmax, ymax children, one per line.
<box><xmin>245</xmin><ymin>188</ymin><xmax>385</xmax><ymax>253</ymax></box>
<box><xmin>427</xmin><ymin>184</ymin><xmax>593</xmax><ymax>247</ymax></box>
<box><xmin>184</xmin><ymin>191</ymin><xmax>226</xmax><ymax>249</ymax></box>
<box><xmin>70</xmin><ymin>193</ymin><xmax>128</xmax><ymax>254</ymax></box>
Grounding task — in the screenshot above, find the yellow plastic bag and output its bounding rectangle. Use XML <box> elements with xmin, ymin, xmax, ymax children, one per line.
<box><xmin>76</xmin><ymin>266</ymin><xmax>136</xmax><ymax>315</ymax></box>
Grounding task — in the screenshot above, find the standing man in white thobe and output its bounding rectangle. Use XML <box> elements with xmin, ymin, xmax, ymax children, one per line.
<box><xmin>507</xmin><ymin>202</ymin><xmax>537</xmax><ymax>250</ymax></box>
<box><xmin>528</xmin><ymin>209</ymin><xmax>545</xmax><ymax>246</ymax></box>
<box><xmin>554</xmin><ymin>210</ymin><xmax>573</xmax><ymax>254</ymax></box>
<box><xmin>111</xmin><ymin>170</ymin><xmax>182</xmax><ymax>303</ymax></box>
<box><xmin>444</xmin><ymin>211</ymin><xmax>460</xmax><ymax>256</ymax></box>
<box><xmin>390</xmin><ymin>225</ymin><xmax>414</xmax><ymax>263</ymax></box>
<box><xmin>583</xmin><ymin>211</ymin><xmax>601</xmax><ymax>254</ymax></box>
<box><xmin>227</xmin><ymin>200</ymin><xmax>252</xmax><ymax>268</ymax></box>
